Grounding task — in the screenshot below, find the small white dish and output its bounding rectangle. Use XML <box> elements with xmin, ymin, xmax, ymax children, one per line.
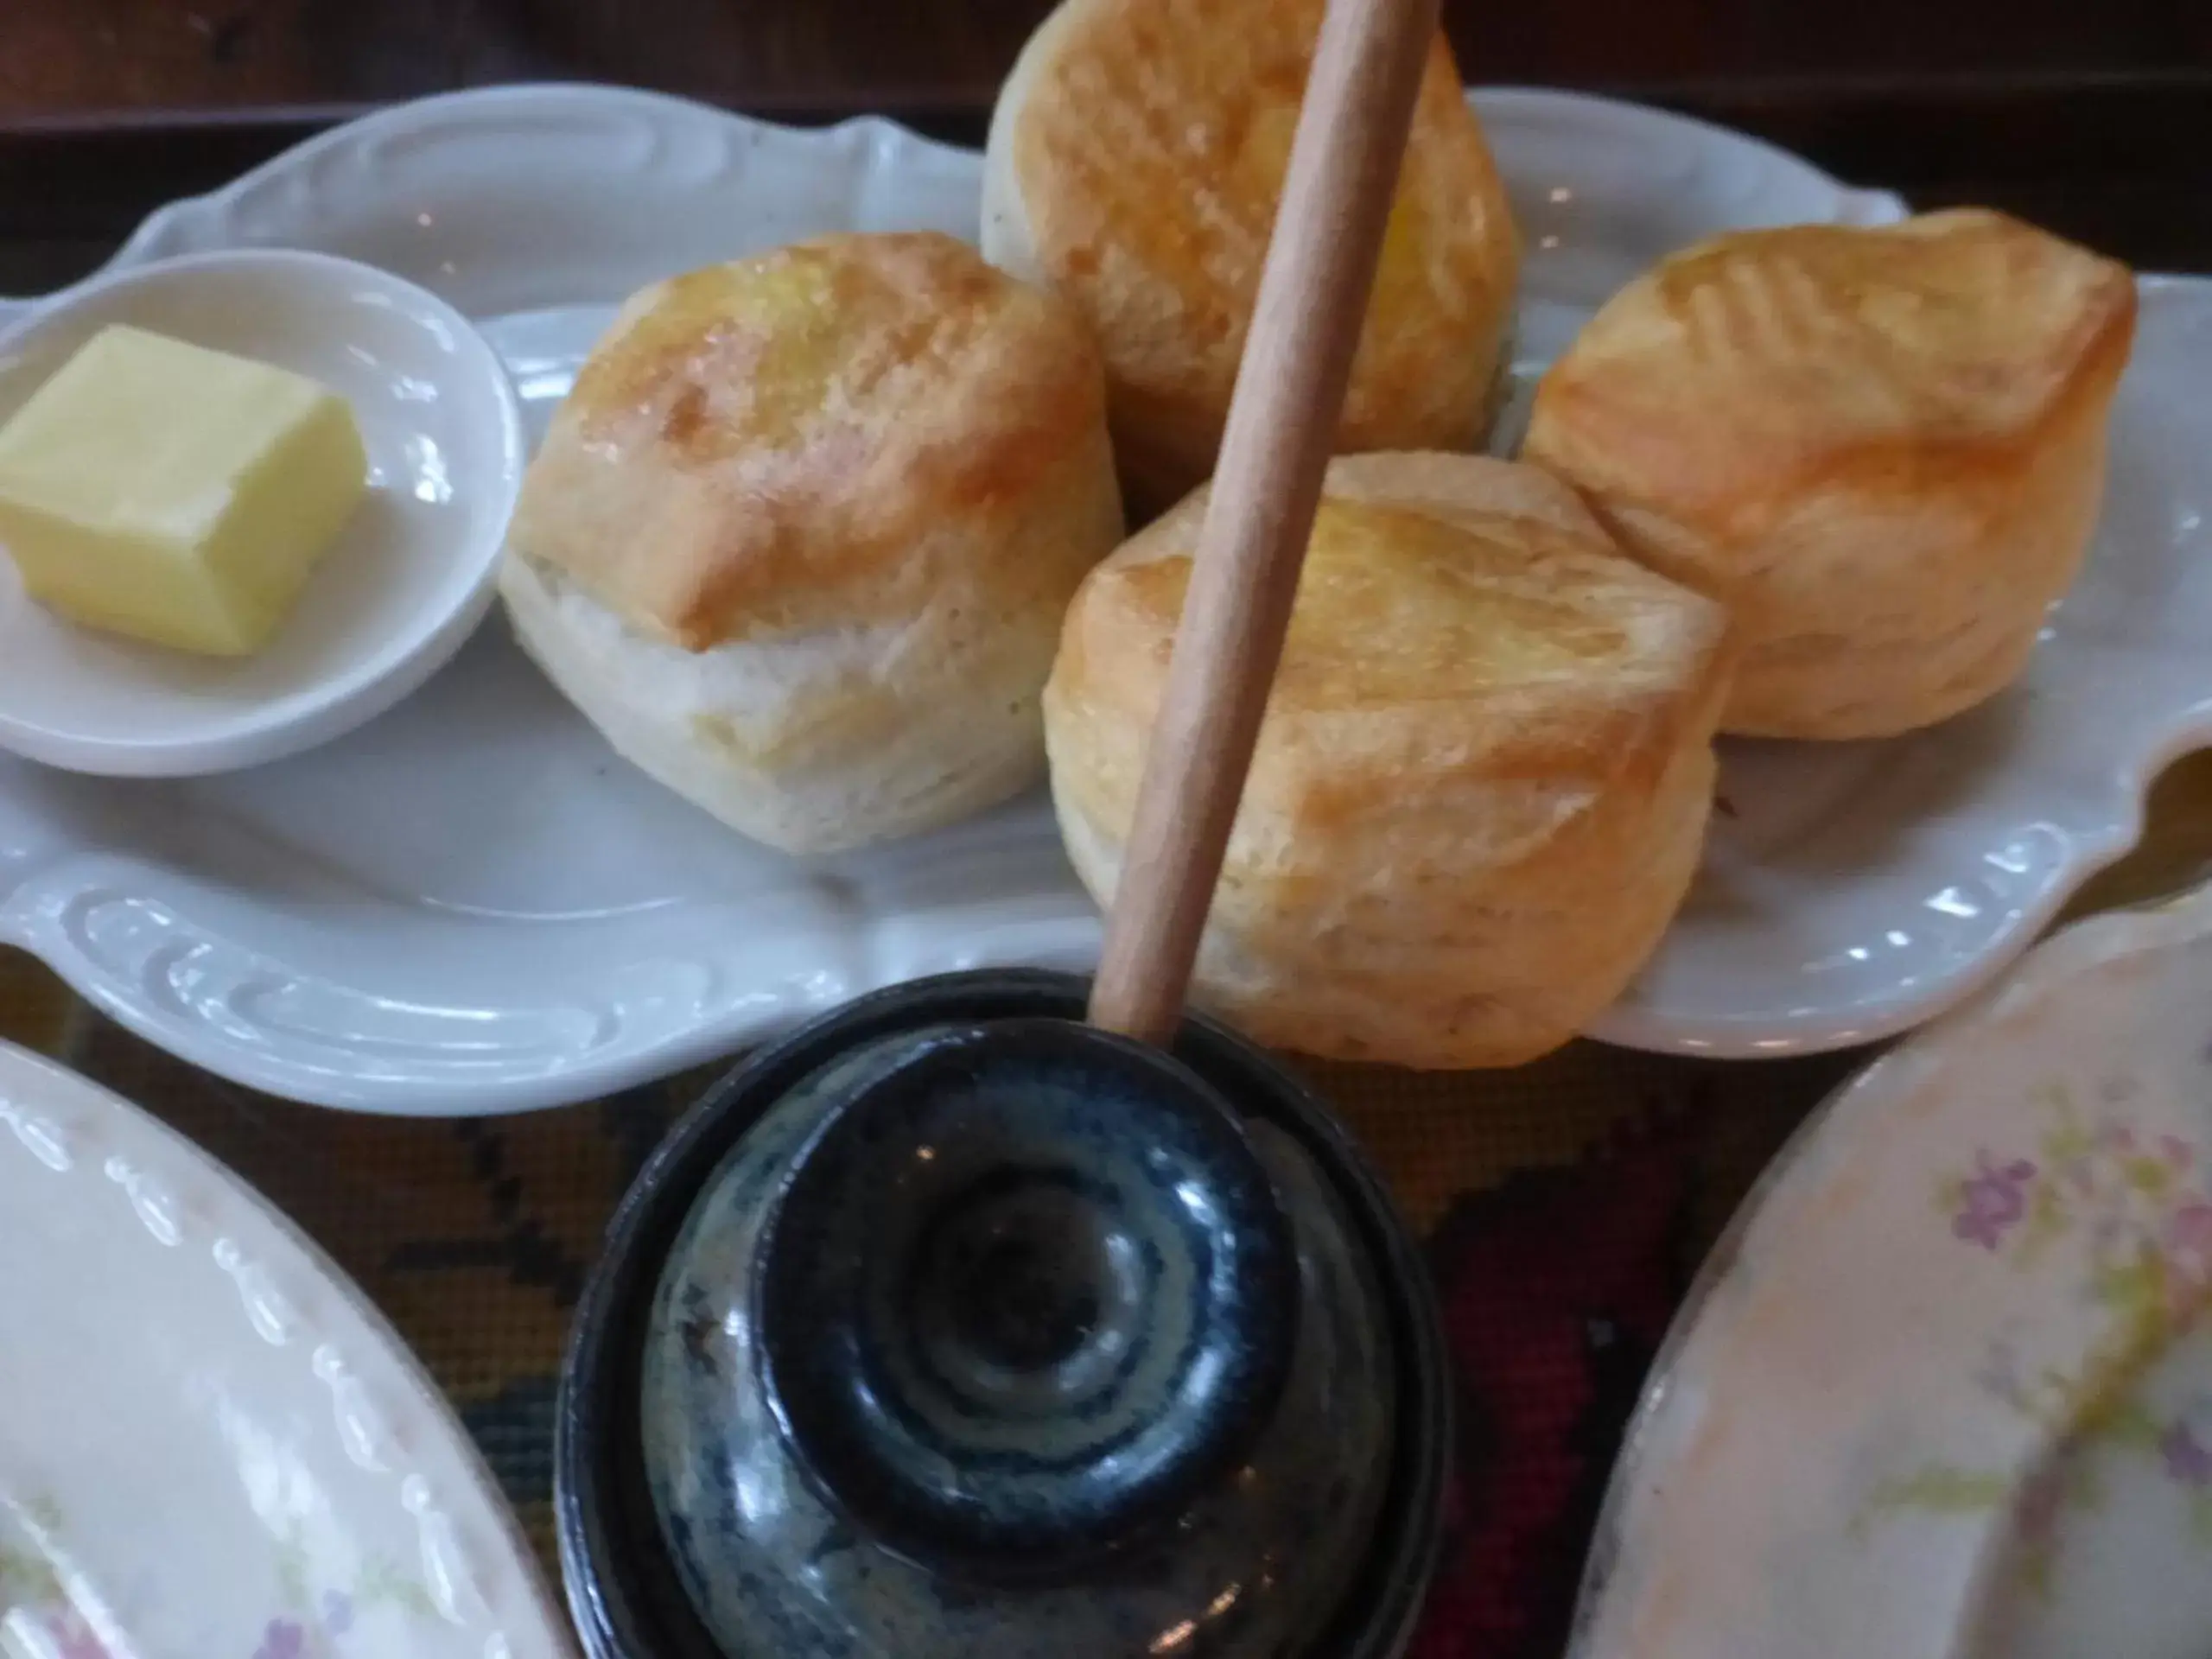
<box><xmin>0</xmin><ymin>248</ymin><xmax>526</xmax><ymax>777</ymax></box>
<box><xmin>1573</xmin><ymin>880</ymin><xmax>2212</xmax><ymax>1658</ymax></box>
<box><xmin>0</xmin><ymin>1039</ymin><xmax>576</xmax><ymax>1656</ymax></box>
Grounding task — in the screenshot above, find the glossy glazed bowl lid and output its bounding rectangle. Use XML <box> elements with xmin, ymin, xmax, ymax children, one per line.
<box><xmin>558</xmin><ymin>969</ymin><xmax>1448</xmax><ymax>1659</ymax></box>
<box><xmin>744</xmin><ymin>1020</ymin><xmax>1300</xmax><ymax>1581</ymax></box>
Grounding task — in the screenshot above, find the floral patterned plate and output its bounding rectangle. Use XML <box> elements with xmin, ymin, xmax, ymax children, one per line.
<box><xmin>1572</xmin><ymin>881</ymin><xmax>2212</xmax><ymax>1658</ymax></box>
<box><xmin>0</xmin><ymin>1041</ymin><xmax>575</xmax><ymax>1657</ymax></box>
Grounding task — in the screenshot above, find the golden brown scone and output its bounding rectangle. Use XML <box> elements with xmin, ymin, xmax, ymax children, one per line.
<box><xmin>1046</xmin><ymin>453</ymin><xmax>1732</xmax><ymax>1069</ymax></box>
<box><xmin>982</xmin><ymin>0</ymin><xmax>1519</xmax><ymax>511</ymax></box>
<box><xmin>1523</xmin><ymin>209</ymin><xmax>2136</xmax><ymax>739</ymax></box>
<box><xmin>502</xmin><ymin>232</ymin><xmax>1123</xmax><ymax>854</ymax></box>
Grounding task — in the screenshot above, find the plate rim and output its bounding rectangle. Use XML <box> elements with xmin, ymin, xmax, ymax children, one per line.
<box><xmin>0</xmin><ymin>1035</ymin><xmax>579</xmax><ymax>1654</ymax></box>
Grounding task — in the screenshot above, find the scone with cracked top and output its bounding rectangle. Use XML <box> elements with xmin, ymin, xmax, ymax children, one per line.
<box><xmin>1524</xmin><ymin>208</ymin><xmax>2135</xmax><ymax>740</ymax></box>
<box><xmin>1045</xmin><ymin>452</ymin><xmax>1732</xmax><ymax>1069</ymax></box>
<box><xmin>502</xmin><ymin>232</ymin><xmax>1124</xmax><ymax>855</ymax></box>
<box><xmin>983</xmin><ymin>0</ymin><xmax>1520</xmax><ymax>512</ymax></box>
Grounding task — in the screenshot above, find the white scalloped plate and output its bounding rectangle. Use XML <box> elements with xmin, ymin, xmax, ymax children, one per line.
<box><xmin>0</xmin><ymin>81</ymin><xmax>2199</xmax><ymax>1112</ymax></box>
<box><xmin>0</xmin><ymin>1039</ymin><xmax>575</xmax><ymax>1656</ymax></box>
<box><xmin>1573</xmin><ymin>881</ymin><xmax>2212</xmax><ymax>1658</ymax></box>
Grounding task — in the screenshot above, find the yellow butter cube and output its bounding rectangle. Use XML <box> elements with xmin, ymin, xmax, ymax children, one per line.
<box><xmin>0</xmin><ymin>324</ymin><xmax>368</xmax><ymax>656</ymax></box>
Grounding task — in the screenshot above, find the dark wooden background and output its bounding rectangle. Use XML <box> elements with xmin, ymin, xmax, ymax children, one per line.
<box><xmin>2</xmin><ymin>0</ymin><xmax>2209</xmax><ymax>292</ymax></box>
<box><xmin>5</xmin><ymin>0</ymin><xmax>2208</xmax><ymax>116</ymax></box>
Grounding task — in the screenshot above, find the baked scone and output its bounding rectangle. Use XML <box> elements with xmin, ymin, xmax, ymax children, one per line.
<box><xmin>983</xmin><ymin>0</ymin><xmax>1519</xmax><ymax>511</ymax></box>
<box><xmin>502</xmin><ymin>232</ymin><xmax>1123</xmax><ymax>855</ymax></box>
<box><xmin>1046</xmin><ymin>453</ymin><xmax>1732</xmax><ymax>1069</ymax></box>
<box><xmin>1523</xmin><ymin>209</ymin><xmax>2136</xmax><ymax>739</ymax></box>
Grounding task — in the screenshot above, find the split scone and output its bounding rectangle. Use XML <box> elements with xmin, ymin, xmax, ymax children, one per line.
<box><xmin>982</xmin><ymin>0</ymin><xmax>1519</xmax><ymax>511</ymax></box>
<box><xmin>502</xmin><ymin>232</ymin><xmax>1123</xmax><ymax>855</ymax></box>
<box><xmin>1045</xmin><ymin>453</ymin><xmax>1732</xmax><ymax>1069</ymax></box>
<box><xmin>1523</xmin><ymin>209</ymin><xmax>2136</xmax><ymax>739</ymax></box>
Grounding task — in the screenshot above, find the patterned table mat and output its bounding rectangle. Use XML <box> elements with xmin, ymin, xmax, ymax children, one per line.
<box><xmin>8</xmin><ymin>747</ymin><xmax>2212</xmax><ymax>1651</ymax></box>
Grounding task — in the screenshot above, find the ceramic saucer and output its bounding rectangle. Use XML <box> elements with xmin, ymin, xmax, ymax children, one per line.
<box><xmin>1574</xmin><ymin>880</ymin><xmax>2212</xmax><ymax>1657</ymax></box>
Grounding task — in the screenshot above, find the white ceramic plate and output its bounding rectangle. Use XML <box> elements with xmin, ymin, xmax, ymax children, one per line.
<box><xmin>1572</xmin><ymin>880</ymin><xmax>2212</xmax><ymax>1658</ymax></box>
<box><xmin>0</xmin><ymin>1040</ymin><xmax>575</xmax><ymax>1656</ymax></box>
<box><xmin>0</xmin><ymin>81</ymin><xmax>2196</xmax><ymax>1113</ymax></box>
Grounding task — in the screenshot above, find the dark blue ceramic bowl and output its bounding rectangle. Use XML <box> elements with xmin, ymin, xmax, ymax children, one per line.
<box><xmin>556</xmin><ymin>969</ymin><xmax>1447</xmax><ymax>1659</ymax></box>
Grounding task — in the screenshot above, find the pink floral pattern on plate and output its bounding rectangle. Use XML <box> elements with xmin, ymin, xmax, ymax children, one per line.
<box><xmin>0</xmin><ymin>1495</ymin><xmax>429</xmax><ymax>1659</ymax></box>
<box><xmin>1861</xmin><ymin>1086</ymin><xmax>2212</xmax><ymax>1573</ymax></box>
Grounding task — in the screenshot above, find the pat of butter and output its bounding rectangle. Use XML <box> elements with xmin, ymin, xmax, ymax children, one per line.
<box><xmin>0</xmin><ymin>324</ymin><xmax>368</xmax><ymax>656</ymax></box>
